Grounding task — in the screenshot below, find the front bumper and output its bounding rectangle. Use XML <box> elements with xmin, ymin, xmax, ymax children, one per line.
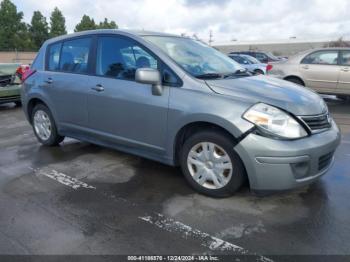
<box><xmin>0</xmin><ymin>84</ymin><xmax>21</xmax><ymax>104</ymax></box>
<box><xmin>234</xmin><ymin>120</ymin><xmax>341</xmax><ymax>191</ymax></box>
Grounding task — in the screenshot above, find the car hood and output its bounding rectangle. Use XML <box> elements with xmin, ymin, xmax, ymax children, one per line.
<box><xmin>205</xmin><ymin>75</ymin><xmax>326</xmax><ymax>116</ymax></box>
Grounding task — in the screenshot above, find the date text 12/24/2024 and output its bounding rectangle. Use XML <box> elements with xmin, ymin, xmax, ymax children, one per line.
<box><xmin>127</xmin><ymin>256</ymin><xmax>219</xmax><ymax>261</ymax></box>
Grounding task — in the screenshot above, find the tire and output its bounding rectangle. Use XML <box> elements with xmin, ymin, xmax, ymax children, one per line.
<box><xmin>336</xmin><ymin>95</ymin><xmax>349</xmax><ymax>101</ymax></box>
<box><xmin>180</xmin><ymin>130</ymin><xmax>245</xmax><ymax>197</ymax></box>
<box><xmin>254</xmin><ymin>69</ymin><xmax>264</xmax><ymax>75</ymax></box>
<box><xmin>15</xmin><ymin>101</ymin><xmax>22</xmax><ymax>107</ymax></box>
<box><xmin>285</xmin><ymin>77</ymin><xmax>304</xmax><ymax>86</ymax></box>
<box><xmin>31</xmin><ymin>104</ymin><xmax>64</xmax><ymax>146</ymax></box>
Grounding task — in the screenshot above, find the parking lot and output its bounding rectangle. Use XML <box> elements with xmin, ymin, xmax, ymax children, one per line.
<box><xmin>0</xmin><ymin>97</ymin><xmax>349</xmax><ymax>260</ymax></box>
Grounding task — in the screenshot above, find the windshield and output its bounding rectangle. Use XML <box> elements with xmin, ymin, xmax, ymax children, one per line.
<box><xmin>143</xmin><ymin>36</ymin><xmax>245</xmax><ymax>78</ymax></box>
<box><xmin>241</xmin><ymin>55</ymin><xmax>261</xmax><ymax>64</ymax></box>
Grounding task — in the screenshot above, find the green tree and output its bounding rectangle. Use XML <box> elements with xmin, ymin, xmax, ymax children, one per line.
<box><xmin>97</xmin><ymin>18</ymin><xmax>118</xmax><ymax>29</ymax></box>
<box><xmin>74</xmin><ymin>15</ymin><xmax>96</xmax><ymax>32</ymax></box>
<box><xmin>0</xmin><ymin>0</ymin><xmax>28</xmax><ymax>50</ymax></box>
<box><xmin>50</xmin><ymin>7</ymin><xmax>67</xmax><ymax>37</ymax></box>
<box><xmin>29</xmin><ymin>11</ymin><xmax>49</xmax><ymax>50</ymax></box>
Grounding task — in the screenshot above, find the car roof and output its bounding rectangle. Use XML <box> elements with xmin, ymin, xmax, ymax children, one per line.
<box><xmin>45</xmin><ymin>29</ymin><xmax>180</xmax><ymax>45</ymax></box>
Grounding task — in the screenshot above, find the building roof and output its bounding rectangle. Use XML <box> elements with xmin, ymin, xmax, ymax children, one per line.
<box><xmin>213</xmin><ymin>37</ymin><xmax>350</xmax><ymax>47</ymax></box>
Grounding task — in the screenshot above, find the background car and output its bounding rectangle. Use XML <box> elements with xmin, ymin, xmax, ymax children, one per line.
<box><xmin>229</xmin><ymin>51</ymin><xmax>284</xmax><ymax>63</ymax></box>
<box><xmin>229</xmin><ymin>54</ymin><xmax>271</xmax><ymax>74</ymax></box>
<box><xmin>0</xmin><ymin>63</ymin><xmax>27</xmax><ymax>106</ymax></box>
<box><xmin>267</xmin><ymin>48</ymin><xmax>350</xmax><ymax>98</ymax></box>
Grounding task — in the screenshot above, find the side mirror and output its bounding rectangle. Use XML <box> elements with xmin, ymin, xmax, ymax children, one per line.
<box><xmin>135</xmin><ymin>68</ymin><xmax>163</xmax><ymax>96</ymax></box>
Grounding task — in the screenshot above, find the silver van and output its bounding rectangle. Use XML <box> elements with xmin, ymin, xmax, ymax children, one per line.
<box><xmin>22</xmin><ymin>30</ymin><xmax>341</xmax><ymax>197</ymax></box>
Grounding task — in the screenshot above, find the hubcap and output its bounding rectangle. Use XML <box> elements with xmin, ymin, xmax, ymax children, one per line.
<box><xmin>187</xmin><ymin>142</ymin><xmax>233</xmax><ymax>189</ymax></box>
<box><xmin>33</xmin><ymin>110</ymin><xmax>52</xmax><ymax>141</ymax></box>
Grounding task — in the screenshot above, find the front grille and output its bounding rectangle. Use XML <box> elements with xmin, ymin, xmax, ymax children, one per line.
<box><xmin>318</xmin><ymin>151</ymin><xmax>334</xmax><ymax>171</ymax></box>
<box><xmin>0</xmin><ymin>95</ymin><xmax>20</xmax><ymax>102</ymax></box>
<box><xmin>0</xmin><ymin>75</ymin><xmax>13</xmax><ymax>87</ymax></box>
<box><xmin>300</xmin><ymin>113</ymin><xmax>331</xmax><ymax>132</ymax></box>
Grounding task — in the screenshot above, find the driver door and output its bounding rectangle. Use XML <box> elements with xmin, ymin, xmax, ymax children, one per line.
<box><xmin>87</xmin><ymin>35</ymin><xmax>170</xmax><ymax>153</ymax></box>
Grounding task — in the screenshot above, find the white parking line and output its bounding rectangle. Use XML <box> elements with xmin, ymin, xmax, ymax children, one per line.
<box><xmin>30</xmin><ymin>167</ymin><xmax>271</xmax><ymax>260</ymax></box>
<box><xmin>30</xmin><ymin>168</ymin><xmax>95</xmax><ymax>190</ymax></box>
<box><xmin>139</xmin><ymin>213</ymin><xmax>274</xmax><ymax>262</ymax></box>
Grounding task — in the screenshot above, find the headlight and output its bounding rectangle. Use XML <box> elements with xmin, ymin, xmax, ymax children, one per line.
<box><xmin>243</xmin><ymin>103</ymin><xmax>308</xmax><ymax>139</ymax></box>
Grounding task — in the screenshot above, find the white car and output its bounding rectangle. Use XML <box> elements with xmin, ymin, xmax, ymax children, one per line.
<box><xmin>268</xmin><ymin>48</ymin><xmax>350</xmax><ymax>98</ymax></box>
<box><xmin>229</xmin><ymin>54</ymin><xmax>270</xmax><ymax>75</ymax></box>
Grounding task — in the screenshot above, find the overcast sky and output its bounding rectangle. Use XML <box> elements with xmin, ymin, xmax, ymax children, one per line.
<box><xmin>12</xmin><ymin>0</ymin><xmax>350</xmax><ymax>43</ymax></box>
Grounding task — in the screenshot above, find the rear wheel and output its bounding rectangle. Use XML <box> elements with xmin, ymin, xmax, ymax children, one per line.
<box><xmin>285</xmin><ymin>77</ymin><xmax>304</xmax><ymax>86</ymax></box>
<box><xmin>180</xmin><ymin>130</ymin><xmax>245</xmax><ymax>197</ymax></box>
<box><xmin>31</xmin><ymin>104</ymin><xmax>64</xmax><ymax>146</ymax></box>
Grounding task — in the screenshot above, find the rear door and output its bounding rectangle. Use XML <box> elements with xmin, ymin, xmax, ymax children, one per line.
<box><xmin>337</xmin><ymin>50</ymin><xmax>350</xmax><ymax>95</ymax></box>
<box><xmin>299</xmin><ymin>50</ymin><xmax>340</xmax><ymax>93</ymax></box>
<box><xmin>45</xmin><ymin>37</ymin><xmax>93</xmax><ymax>129</ymax></box>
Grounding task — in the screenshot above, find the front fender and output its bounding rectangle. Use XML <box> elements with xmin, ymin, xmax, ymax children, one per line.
<box><xmin>165</xmin><ymin>87</ymin><xmax>254</xmax><ymax>165</ymax></box>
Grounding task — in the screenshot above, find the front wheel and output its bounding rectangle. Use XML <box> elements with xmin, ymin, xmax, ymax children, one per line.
<box><xmin>180</xmin><ymin>130</ymin><xmax>245</xmax><ymax>197</ymax></box>
<box><xmin>336</xmin><ymin>95</ymin><xmax>349</xmax><ymax>101</ymax></box>
<box><xmin>254</xmin><ymin>69</ymin><xmax>264</xmax><ymax>75</ymax></box>
<box><xmin>31</xmin><ymin>104</ymin><xmax>64</xmax><ymax>146</ymax></box>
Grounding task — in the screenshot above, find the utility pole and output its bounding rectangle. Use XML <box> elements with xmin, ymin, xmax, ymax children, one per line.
<box><xmin>209</xmin><ymin>30</ymin><xmax>213</xmax><ymax>46</ymax></box>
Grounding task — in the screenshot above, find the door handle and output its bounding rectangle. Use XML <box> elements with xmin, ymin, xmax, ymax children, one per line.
<box><xmin>341</xmin><ymin>67</ymin><xmax>349</xmax><ymax>72</ymax></box>
<box><xmin>91</xmin><ymin>84</ymin><xmax>104</xmax><ymax>92</ymax></box>
<box><xmin>45</xmin><ymin>78</ymin><xmax>53</xmax><ymax>84</ymax></box>
<box><xmin>302</xmin><ymin>65</ymin><xmax>309</xmax><ymax>70</ymax></box>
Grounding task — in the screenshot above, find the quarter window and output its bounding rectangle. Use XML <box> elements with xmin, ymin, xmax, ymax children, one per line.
<box><xmin>47</xmin><ymin>42</ymin><xmax>62</xmax><ymax>71</ymax></box>
<box><xmin>59</xmin><ymin>38</ymin><xmax>91</xmax><ymax>73</ymax></box>
<box><xmin>96</xmin><ymin>36</ymin><xmax>158</xmax><ymax>80</ymax></box>
<box><xmin>301</xmin><ymin>51</ymin><xmax>338</xmax><ymax>65</ymax></box>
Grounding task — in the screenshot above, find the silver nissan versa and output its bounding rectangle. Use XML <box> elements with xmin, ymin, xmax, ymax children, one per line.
<box><xmin>22</xmin><ymin>30</ymin><xmax>341</xmax><ymax>197</ymax></box>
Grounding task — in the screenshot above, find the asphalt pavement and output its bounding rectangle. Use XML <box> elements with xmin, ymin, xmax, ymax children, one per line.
<box><xmin>0</xmin><ymin>96</ymin><xmax>349</xmax><ymax>261</ymax></box>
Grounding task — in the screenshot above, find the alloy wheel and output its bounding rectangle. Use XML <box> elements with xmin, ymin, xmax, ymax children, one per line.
<box><xmin>33</xmin><ymin>110</ymin><xmax>52</xmax><ymax>141</ymax></box>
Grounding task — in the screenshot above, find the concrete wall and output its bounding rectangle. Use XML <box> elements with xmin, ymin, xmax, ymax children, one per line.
<box><xmin>214</xmin><ymin>41</ymin><xmax>331</xmax><ymax>57</ymax></box>
<box><xmin>0</xmin><ymin>52</ymin><xmax>37</xmax><ymax>64</ymax></box>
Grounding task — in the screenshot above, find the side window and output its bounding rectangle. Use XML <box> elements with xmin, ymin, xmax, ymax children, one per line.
<box><xmin>59</xmin><ymin>38</ymin><xmax>91</xmax><ymax>73</ymax></box>
<box><xmin>96</xmin><ymin>36</ymin><xmax>158</xmax><ymax>80</ymax></box>
<box><xmin>301</xmin><ymin>51</ymin><xmax>338</xmax><ymax>65</ymax></box>
<box><xmin>132</xmin><ymin>46</ymin><xmax>158</xmax><ymax>69</ymax></box>
<box><xmin>340</xmin><ymin>51</ymin><xmax>350</xmax><ymax>66</ymax></box>
<box><xmin>256</xmin><ymin>53</ymin><xmax>267</xmax><ymax>61</ymax></box>
<box><xmin>47</xmin><ymin>42</ymin><xmax>62</xmax><ymax>71</ymax></box>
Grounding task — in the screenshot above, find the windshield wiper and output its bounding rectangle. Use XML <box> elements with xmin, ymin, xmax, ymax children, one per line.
<box><xmin>195</xmin><ymin>73</ymin><xmax>223</xmax><ymax>79</ymax></box>
<box><xmin>223</xmin><ymin>69</ymin><xmax>251</xmax><ymax>78</ymax></box>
